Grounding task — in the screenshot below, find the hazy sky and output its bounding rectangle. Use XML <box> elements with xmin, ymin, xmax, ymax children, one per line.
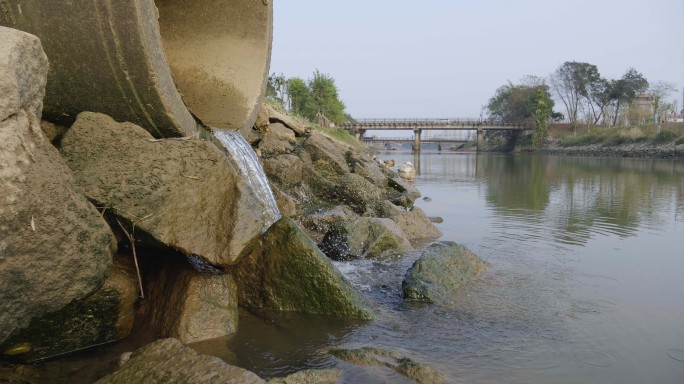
<box><xmin>271</xmin><ymin>0</ymin><xmax>684</xmax><ymax>119</ymax></box>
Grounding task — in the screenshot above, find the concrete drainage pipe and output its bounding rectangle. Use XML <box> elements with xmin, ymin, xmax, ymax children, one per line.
<box><xmin>0</xmin><ymin>0</ymin><xmax>273</xmax><ymax>137</ymax></box>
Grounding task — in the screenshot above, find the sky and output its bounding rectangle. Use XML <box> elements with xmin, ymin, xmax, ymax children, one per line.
<box><xmin>271</xmin><ymin>0</ymin><xmax>684</xmax><ymax>119</ymax></box>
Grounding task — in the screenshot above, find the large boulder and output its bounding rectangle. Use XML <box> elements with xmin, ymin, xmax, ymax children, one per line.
<box><xmin>0</xmin><ymin>28</ymin><xmax>114</xmax><ymax>344</ymax></box>
<box><xmin>402</xmin><ymin>241</ymin><xmax>487</xmax><ymax>303</ymax></box>
<box><xmin>319</xmin><ymin>217</ymin><xmax>412</xmax><ymax>261</ymax></box>
<box><xmin>60</xmin><ymin>112</ymin><xmax>267</xmax><ymax>267</ymax></box>
<box><xmin>232</xmin><ymin>217</ymin><xmax>373</xmax><ymax>319</ymax></box>
<box><xmin>96</xmin><ymin>338</ymin><xmax>265</xmax><ymax>384</ymax></box>
<box><xmin>139</xmin><ymin>256</ymin><xmax>238</xmax><ymax>344</ymax></box>
<box><xmin>0</xmin><ymin>257</ymin><xmax>137</xmax><ymax>362</ymax></box>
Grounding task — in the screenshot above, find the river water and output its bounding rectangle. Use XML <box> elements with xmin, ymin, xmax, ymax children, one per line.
<box><xmin>211</xmin><ymin>152</ymin><xmax>684</xmax><ymax>383</ymax></box>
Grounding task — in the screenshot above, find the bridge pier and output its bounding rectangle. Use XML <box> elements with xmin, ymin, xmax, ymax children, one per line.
<box><xmin>355</xmin><ymin>129</ymin><xmax>366</xmax><ymax>141</ymax></box>
<box><xmin>476</xmin><ymin>128</ymin><xmax>484</xmax><ymax>152</ymax></box>
<box><xmin>412</xmin><ymin>129</ymin><xmax>422</xmax><ymax>152</ymax></box>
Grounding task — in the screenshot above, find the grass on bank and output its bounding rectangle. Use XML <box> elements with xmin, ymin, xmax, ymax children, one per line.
<box><xmin>550</xmin><ymin>123</ymin><xmax>684</xmax><ymax>147</ymax></box>
<box><xmin>264</xmin><ymin>99</ymin><xmax>365</xmax><ymax>149</ymax></box>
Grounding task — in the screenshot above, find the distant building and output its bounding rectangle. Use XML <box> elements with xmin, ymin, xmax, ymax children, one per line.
<box><xmin>633</xmin><ymin>93</ymin><xmax>655</xmax><ymax>114</ymax></box>
<box><xmin>663</xmin><ymin>113</ymin><xmax>683</xmax><ymax>123</ymax></box>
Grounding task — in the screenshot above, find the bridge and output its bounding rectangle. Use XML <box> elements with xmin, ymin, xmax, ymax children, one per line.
<box><xmin>364</xmin><ymin>136</ymin><xmax>470</xmax><ymax>151</ymax></box>
<box><xmin>340</xmin><ymin>118</ymin><xmax>531</xmax><ymax>151</ymax></box>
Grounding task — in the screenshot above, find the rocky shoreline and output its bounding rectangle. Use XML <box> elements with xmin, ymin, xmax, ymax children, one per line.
<box><xmin>1</xmin><ymin>26</ymin><xmax>486</xmax><ymax>383</ymax></box>
<box><xmin>532</xmin><ymin>140</ymin><xmax>684</xmax><ymax>159</ymax></box>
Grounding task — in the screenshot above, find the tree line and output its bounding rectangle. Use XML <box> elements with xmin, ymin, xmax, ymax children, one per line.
<box><xmin>266</xmin><ymin>70</ymin><xmax>350</xmax><ymax>126</ymax></box>
<box><xmin>486</xmin><ymin>61</ymin><xmax>679</xmax><ymax>147</ymax></box>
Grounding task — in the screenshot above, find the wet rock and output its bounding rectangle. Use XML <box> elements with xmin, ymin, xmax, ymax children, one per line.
<box><xmin>380</xmin><ymin>203</ymin><xmax>443</xmax><ymax>243</ymax></box>
<box><xmin>429</xmin><ymin>216</ymin><xmax>444</xmax><ymax>224</ymax></box>
<box><xmin>299</xmin><ymin>206</ymin><xmax>354</xmax><ymax>243</ymax></box>
<box><xmin>329</xmin><ymin>347</ymin><xmax>443</xmax><ymax>384</ymax></box>
<box><xmin>0</xmin><ymin>257</ymin><xmax>137</xmax><ymax>362</ymax></box>
<box><xmin>96</xmin><ymin>338</ymin><xmax>265</xmax><ymax>384</ymax></box>
<box><xmin>319</xmin><ymin>217</ymin><xmax>412</xmax><ymax>261</ymax></box>
<box><xmin>267</xmin><ymin>369</ymin><xmax>342</xmax><ymax>384</ymax></box>
<box><xmin>272</xmin><ymin>186</ymin><xmax>298</xmax><ymax>217</ymax></box>
<box><xmin>60</xmin><ymin>112</ymin><xmax>267</xmax><ymax>267</ymax></box>
<box><xmin>232</xmin><ymin>217</ymin><xmax>373</xmax><ymax>319</ymax></box>
<box><xmin>262</xmin><ymin>154</ymin><xmax>303</xmax><ymax>187</ymax></box>
<box><xmin>1</xmin><ymin>29</ymin><xmax>114</xmax><ymax>344</ymax></box>
<box><xmin>403</xmin><ymin>241</ymin><xmax>487</xmax><ymax>303</ymax></box>
<box><xmin>139</xmin><ymin>255</ymin><xmax>238</xmax><ymax>344</ymax></box>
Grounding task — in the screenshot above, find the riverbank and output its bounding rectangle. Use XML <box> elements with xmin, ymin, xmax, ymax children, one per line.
<box><xmin>519</xmin><ymin>123</ymin><xmax>684</xmax><ymax>158</ymax></box>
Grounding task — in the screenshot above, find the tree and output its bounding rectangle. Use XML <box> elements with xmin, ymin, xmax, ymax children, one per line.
<box><xmin>284</xmin><ymin>71</ymin><xmax>349</xmax><ymax>125</ymax></box>
<box><xmin>609</xmin><ymin>68</ymin><xmax>648</xmax><ymax>126</ymax></box>
<box><xmin>550</xmin><ymin>62</ymin><xmax>602</xmax><ymax>132</ymax></box>
<box><xmin>486</xmin><ymin>76</ymin><xmax>556</xmax><ymax>148</ymax></box>
<box><xmin>286</xmin><ymin>77</ymin><xmax>310</xmax><ymax>115</ymax></box>
<box><xmin>306</xmin><ymin>70</ymin><xmax>347</xmax><ymax>125</ymax></box>
<box><xmin>585</xmin><ymin>77</ymin><xmax>612</xmax><ymax>125</ymax></box>
<box><xmin>266</xmin><ymin>73</ymin><xmax>287</xmax><ymax>106</ymax></box>
<box><xmin>649</xmin><ymin>81</ymin><xmax>676</xmax><ymax>123</ymax></box>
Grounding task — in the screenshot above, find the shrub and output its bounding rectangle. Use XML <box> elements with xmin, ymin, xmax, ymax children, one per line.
<box><xmin>653</xmin><ymin>130</ymin><xmax>677</xmax><ymax>143</ymax></box>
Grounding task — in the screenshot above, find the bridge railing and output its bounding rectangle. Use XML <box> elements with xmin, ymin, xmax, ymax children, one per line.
<box><xmin>340</xmin><ymin>118</ymin><xmax>524</xmax><ymax>127</ymax></box>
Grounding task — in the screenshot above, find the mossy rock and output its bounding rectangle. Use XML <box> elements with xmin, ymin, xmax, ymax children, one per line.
<box><xmin>403</xmin><ymin>241</ymin><xmax>487</xmax><ymax>303</ymax></box>
<box><xmin>329</xmin><ymin>347</ymin><xmax>443</xmax><ymax>384</ymax></box>
<box><xmin>232</xmin><ymin>218</ymin><xmax>373</xmax><ymax>319</ymax></box>
<box><xmin>0</xmin><ymin>260</ymin><xmax>137</xmax><ymax>363</ymax></box>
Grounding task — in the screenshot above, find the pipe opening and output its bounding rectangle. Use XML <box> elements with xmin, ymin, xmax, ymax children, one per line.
<box><xmin>155</xmin><ymin>0</ymin><xmax>273</xmax><ymax>131</ymax></box>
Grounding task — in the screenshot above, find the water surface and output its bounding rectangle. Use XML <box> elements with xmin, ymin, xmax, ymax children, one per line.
<box><xmin>221</xmin><ymin>152</ymin><xmax>684</xmax><ymax>383</ymax></box>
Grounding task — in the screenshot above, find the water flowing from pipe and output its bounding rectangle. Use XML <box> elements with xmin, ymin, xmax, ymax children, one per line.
<box><xmin>213</xmin><ymin>129</ymin><xmax>281</xmax><ymax>230</ymax></box>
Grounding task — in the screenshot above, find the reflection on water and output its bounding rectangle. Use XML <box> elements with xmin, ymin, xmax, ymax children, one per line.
<box><xmin>195</xmin><ymin>154</ymin><xmax>684</xmax><ymax>383</ymax></box>
<box><xmin>4</xmin><ymin>153</ymin><xmax>682</xmax><ymax>383</ymax></box>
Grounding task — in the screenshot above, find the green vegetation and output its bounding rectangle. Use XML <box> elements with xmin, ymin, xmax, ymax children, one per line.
<box><xmin>555</xmin><ymin>124</ymin><xmax>684</xmax><ymax>147</ymax></box>
<box><xmin>550</xmin><ymin>62</ymin><xmax>650</xmax><ymax>129</ymax></box>
<box><xmin>267</xmin><ymin>70</ymin><xmax>350</xmax><ymax>126</ymax></box>
<box><xmin>486</xmin><ymin>76</ymin><xmax>559</xmax><ymax>148</ymax></box>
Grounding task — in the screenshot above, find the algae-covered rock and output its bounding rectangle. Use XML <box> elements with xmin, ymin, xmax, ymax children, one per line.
<box><xmin>268</xmin><ymin>369</ymin><xmax>342</xmax><ymax>384</ymax></box>
<box><xmin>60</xmin><ymin>112</ymin><xmax>267</xmax><ymax>267</ymax></box>
<box><xmin>403</xmin><ymin>241</ymin><xmax>487</xmax><ymax>303</ymax></box>
<box><xmin>0</xmin><ymin>257</ymin><xmax>137</xmax><ymax>362</ymax></box>
<box><xmin>329</xmin><ymin>347</ymin><xmax>443</xmax><ymax>384</ymax></box>
<box><xmin>319</xmin><ymin>217</ymin><xmax>412</xmax><ymax>261</ymax></box>
<box><xmin>232</xmin><ymin>217</ymin><xmax>373</xmax><ymax>319</ymax></box>
<box><xmin>96</xmin><ymin>338</ymin><xmax>265</xmax><ymax>384</ymax></box>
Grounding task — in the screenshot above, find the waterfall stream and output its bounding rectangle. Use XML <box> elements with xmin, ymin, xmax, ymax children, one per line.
<box><xmin>213</xmin><ymin>129</ymin><xmax>281</xmax><ymax>230</ymax></box>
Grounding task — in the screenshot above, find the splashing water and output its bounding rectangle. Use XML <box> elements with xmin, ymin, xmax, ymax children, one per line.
<box><xmin>213</xmin><ymin>129</ymin><xmax>281</xmax><ymax>229</ymax></box>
